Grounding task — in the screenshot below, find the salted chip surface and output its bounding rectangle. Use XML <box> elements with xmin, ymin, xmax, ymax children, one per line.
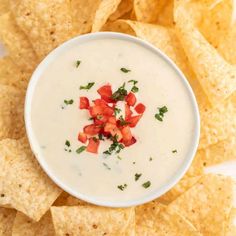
<box><xmin>0</xmin><ymin>56</ymin><xmax>31</xmax><ymax>90</ymax></box>
<box><xmin>136</xmin><ymin>202</ymin><xmax>201</xmax><ymax>235</ymax></box>
<box><xmin>174</xmin><ymin>3</ymin><xmax>236</xmax><ymax>105</ymax></box>
<box><xmin>0</xmin><ymin>138</ymin><xmax>62</xmax><ymax>221</ymax></box>
<box><xmin>0</xmin><ymin>13</ymin><xmax>38</xmax><ymax>72</ymax></box>
<box><xmin>169</xmin><ymin>174</ymin><xmax>234</xmax><ymax>235</ymax></box>
<box><xmin>133</xmin><ymin>0</ymin><xmax>166</xmax><ymax>23</ymax></box>
<box><xmin>0</xmin><ymin>208</ymin><xmax>16</xmax><ymax>236</ymax></box>
<box><xmin>109</xmin><ymin>0</ymin><xmax>133</xmax><ymax>21</ymax></box>
<box><xmin>199</xmin><ymin>98</ymin><xmax>236</xmax><ymax>148</ymax></box>
<box><xmin>156</xmin><ymin>0</ymin><xmax>174</xmax><ymax>26</ymax></box>
<box><xmin>0</xmin><ymin>85</ymin><xmax>25</xmax><ymax>140</ymax></box>
<box><xmin>12</xmin><ymin>0</ymin><xmax>74</xmax><ymax>59</ymax></box>
<box><xmin>51</xmin><ymin>206</ymin><xmax>135</xmax><ymax>235</ymax></box>
<box><xmin>92</xmin><ymin>0</ymin><xmax>122</xmax><ymax>32</ymax></box>
<box><xmin>157</xmin><ymin>176</ymin><xmax>201</xmax><ymax>204</ymax></box>
<box><xmin>0</xmin><ymin>0</ymin><xmax>9</xmax><ymax>16</ymax></box>
<box><xmin>12</xmin><ymin>211</ymin><xmax>55</xmax><ymax>236</ymax></box>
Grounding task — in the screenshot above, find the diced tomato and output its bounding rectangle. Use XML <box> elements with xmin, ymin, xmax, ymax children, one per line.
<box><xmin>83</xmin><ymin>124</ymin><xmax>101</xmax><ymax>135</ymax></box>
<box><xmin>126</xmin><ymin>115</ymin><xmax>142</xmax><ymax>128</ymax></box>
<box><xmin>125</xmin><ymin>92</ymin><xmax>136</xmax><ymax>106</ymax></box>
<box><xmin>122</xmin><ymin>137</ymin><xmax>137</xmax><ymax>147</ymax></box>
<box><xmin>78</xmin><ymin>132</ymin><xmax>87</xmax><ymax>143</ymax></box>
<box><xmin>103</xmin><ymin>106</ymin><xmax>114</xmax><ymax>116</ymax></box>
<box><xmin>94</xmin><ymin>115</ymin><xmax>108</xmax><ymax>125</ymax></box>
<box><xmin>104</xmin><ymin>123</ymin><xmax>123</xmax><ymax>141</ymax></box>
<box><xmin>125</xmin><ymin>104</ymin><xmax>133</xmax><ymax>119</ymax></box>
<box><xmin>135</xmin><ymin>103</ymin><xmax>146</xmax><ymax>114</ymax></box>
<box><xmin>108</xmin><ymin>116</ymin><xmax>117</xmax><ymax>125</ymax></box>
<box><xmin>86</xmin><ymin>138</ymin><xmax>100</xmax><ymax>154</ymax></box>
<box><xmin>93</xmin><ymin>99</ymin><xmax>107</xmax><ymax>106</ymax></box>
<box><xmin>120</xmin><ymin>126</ymin><xmax>132</xmax><ymax>142</ymax></box>
<box><xmin>89</xmin><ymin>105</ymin><xmax>103</xmax><ymax>117</ymax></box>
<box><xmin>97</xmin><ymin>85</ymin><xmax>114</xmax><ymax>103</ymax></box>
<box><xmin>79</xmin><ymin>97</ymin><xmax>89</xmax><ymax>109</ymax></box>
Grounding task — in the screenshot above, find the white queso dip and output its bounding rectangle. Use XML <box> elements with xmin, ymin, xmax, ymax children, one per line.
<box><xmin>29</xmin><ymin>35</ymin><xmax>197</xmax><ymax>205</ymax></box>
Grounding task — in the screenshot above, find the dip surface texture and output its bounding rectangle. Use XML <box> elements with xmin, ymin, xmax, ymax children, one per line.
<box><xmin>30</xmin><ymin>37</ymin><xmax>196</xmax><ymax>203</ymax></box>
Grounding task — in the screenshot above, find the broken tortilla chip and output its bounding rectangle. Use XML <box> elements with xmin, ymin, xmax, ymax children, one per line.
<box><xmin>109</xmin><ymin>0</ymin><xmax>133</xmax><ymax>21</ymax></box>
<box><xmin>0</xmin><ymin>85</ymin><xmax>25</xmax><ymax>140</ymax></box>
<box><xmin>169</xmin><ymin>174</ymin><xmax>234</xmax><ymax>235</ymax></box>
<box><xmin>51</xmin><ymin>206</ymin><xmax>135</xmax><ymax>235</ymax></box>
<box><xmin>174</xmin><ymin>3</ymin><xmax>236</xmax><ymax>105</ymax></box>
<box><xmin>0</xmin><ymin>12</ymin><xmax>38</xmax><ymax>72</ymax></box>
<box><xmin>12</xmin><ymin>211</ymin><xmax>55</xmax><ymax>236</ymax></box>
<box><xmin>0</xmin><ymin>208</ymin><xmax>16</xmax><ymax>236</ymax></box>
<box><xmin>0</xmin><ymin>138</ymin><xmax>62</xmax><ymax>221</ymax></box>
<box><xmin>156</xmin><ymin>0</ymin><xmax>174</xmax><ymax>26</ymax></box>
<box><xmin>11</xmin><ymin>0</ymin><xmax>74</xmax><ymax>59</ymax></box>
<box><xmin>92</xmin><ymin>0</ymin><xmax>122</xmax><ymax>32</ymax></box>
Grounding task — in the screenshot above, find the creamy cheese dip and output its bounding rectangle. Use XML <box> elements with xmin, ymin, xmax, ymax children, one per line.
<box><xmin>29</xmin><ymin>36</ymin><xmax>197</xmax><ymax>204</ymax></box>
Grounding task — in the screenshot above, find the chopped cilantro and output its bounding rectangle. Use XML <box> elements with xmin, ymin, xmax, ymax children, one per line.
<box><xmin>80</xmin><ymin>82</ymin><xmax>95</xmax><ymax>90</ymax></box>
<box><xmin>133</xmin><ymin>162</ymin><xmax>136</xmax><ymax>164</ymax></box>
<box><xmin>65</xmin><ymin>140</ymin><xmax>70</xmax><ymax>147</ymax></box>
<box><xmin>120</xmin><ymin>68</ymin><xmax>131</xmax><ymax>73</ymax></box>
<box><xmin>131</xmin><ymin>86</ymin><xmax>139</xmax><ymax>93</ymax></box>
<box><xmin>135</xmin><ymin>173</ymin><xmax>142</xmax><ymax>181</ymax></box>
<box><xmin>128</xmin><ymin>80</ymin><xmax>138</xmax><ymax>85</ymax></box>
<box><xmin>103</xmin><ymin>135</ymin><xmax>124</xmax><ymax>155</ymax></box>
<box><xmin>76</xmin><ymin>60</ymin><xmax>81</xmax><ymax>68</ymax></box>
<box><xmin>112</xmin><ymin>83</ymin><xmax>127</xmax><ymax>101</ymax></box>
<box><xmin>76</xmin><ymin>146</ymin><xmax>86</xmax><ymax>154</ymax></box>
<box><xmin>172</xmin><ymin>149</ymin><xmax>177</xmax><ymax>153</ymax></box>
<box><xmin>114</xmin><ymin>107</ymin><xmax>121</xmax><ymax>117</ymax></box>
<box><xmin>155</xmin><ymin>106</ymin><xmax>168</xmax><ymax>122</ymax></box>
<box><xmin>64</xmin><ymin>99</ymin><xmax>74</xmax><ymax>105</ymax></box>
<box><xmin>117</xmin><ymin>156</ymin><xmax>122</xmax><ymax>160</ymax></box>
<box><xmin>98</xmin><ymin>133</ymin><xmax>104</xmax><ymax>141</ymax></box>
<box><xmin>142</xmin><ymin>181</ymin><xmax>151</xmax><ymax>188</ymax></box>
<box><xmin>103</xmin><ymin>163</ymin><xmax>111</xmax><ymax>170</ymax></box>
<box><xmin>119</xmin><ymin>116</ymin><xmax>130</xmax><ymax>126</ymax></box>
<box><xmin>117</xmin><ymin>184</ymin><xmax>127</xmax><ymax>191</ymax></box>
<box><xmin>149</xmin><ymin>157</ymin><xmax>153</xmax><ymax>161</ymax></box>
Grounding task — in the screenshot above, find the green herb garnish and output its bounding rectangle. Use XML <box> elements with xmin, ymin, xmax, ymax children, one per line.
<box><xmin>98</xmin><ymin>133</ymin><xmax>104</xmax><ymax>141</ymax></box>
<box><xmin>149</xmin><ymin>157</ymin><xmax>153</xmax><ymax>161</ymax></box>
<box><xmin>117</xmin><ymin>184</ymin><xmax>127</xmax><ymax>191</ymax></box>
<box><xmin>128</xmin><ymin>80</ymin><xmax>138</xmax><ymax>85</ymax></box>
<box><xmin>64</xmin><ymin>99</ymin><xmax>74</xmax><ymax>105</ymax></box>
<box><xmin>155</xmin><ymin>106</ymin><xmax>168</xmax><ymax>122</ymax></box>
<box><xmin>120</xmin><ymin>68</ymin><xmax>131</xmax><ymax>73</ymax></box>
<box><xmin>117</xmin><ymin>156</ymin><xmax>122</xmax><ymax>160</ymax></box>
<box><xmin>65</xmin><ymin>140</ymin><xmax>70</xmax><ymax>147</ymax></box>
<box><xmin>103</xmin><ymin>135</ymin><xmax>124</xmax><ymax>155</ymax></box>
<box><xmin>135</xmin><ymin>173</ymin><xmax>142</xmax><ymax>181</ymax></box>
<box><xmin>112</xmin><ymin>83</ymin><xmax>127</xmax><ymax>101</ymax></box>
<box><xmin>172</xmin><ymin>149</ymin><xmax>177</xmax><ymax>153</ymax></box>
<box><xmin>128</xmin><ymin>80</ymin><xmax>139</xmax><ymax>93</ymax></box>
<box><xmin>133</xmin><ymin>162</ymin><xmax>136</xmax><ymax>164</ymax></box>
<box><xmin>114</xmin><ymin>107</ymin><xmax>121</xmax><ymax>117</ymax></box>
<box><xmin>76</xmin><ymin>146</ymin><xmax>86</xmax><ymax>154</ymax></box>
<box><xmin>119</xmin><ymin>116</ymin><xmax>130</xmax><ymax>126</ymax></box>
<box><xmin>80</xmin><ymin>82</ymin><xmax>95</xmax><ymax>90</ymax></box>
<box><xmin>103</xmin><ymin>163</ymin><xmax>111</xmax><ymax>170</ymax></box>
<box><xmin>142</xmin><ymin>181</ymin><xmax>151</xmax><ymax>188</ymax></box>
<box><xmin>76</xmin><ymin>60</ymin><xmax>81</xmax><ymax>68</ymax></box>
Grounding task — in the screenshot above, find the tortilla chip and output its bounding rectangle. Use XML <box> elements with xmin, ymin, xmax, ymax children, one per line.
<box><xmin>196</xmin><ymin>136</ymin><xmax>236</xmax><ymax>168</ymax></box>
<box><xmin>0</xmin><ymin>208</ymin><xmax>16</xmax><ymax>236</ymax></box>
<box><xmin>185</xmin><ymin>155</ymin><xmax>204</xmax><ymax>178</ymax></box>
<box><xmin>136</xmin><ymin>203</ymin><xmax>201</xmax><ymax>235</ymax></box>
<box><xmin>0</xmin><ymin>13</ymin><xmax>38</xmax><ymax>72</ymax></box>
<box><xmin>70</xmin><ymin>0</ymin><xmax>100</xmax><ymax>35</ymax></box>
<box><xmin>157</xmin><ymin>176</ymin><xmax>201</xmax><ymax>204</ymax></box>
<box><xmin>174</xmin><ymin>3</ymin><xmax>236</xmax><ymax>105</ymax></box>
<box><xmin>0</xmin><ymin>85</ymin><xmax>25</xmax><ymax>140</ymax></box>
<box><xmin>51</xmin><ymin>206</ymin><xmax>135</xmax><ymax>235</ymax></box>
<box><xmin>0</xmin><ymin>56</ymin><xmax>31</xmax><ymax>90</ymax></box>
<box><xmin>12</xmin><ymin>211</ymin><xmax>55</xmax><ymax>236</ymax></box>
<box><xmin>156</xmin><ymin>0</ymin><xmax>174</xmax><ymax>26</ymax></box>
<box><xmin>169</xmin><ymin>174</ymin><xmax>234</xmax><ymax>235</ymax></box>
<box><xmin>225</xmin><ymin>208</ymin><xmax>236</xmax><ymax>236</ymax></box>
<box><xmin>133</xmin><ymin>0</ymin><xmax>166</xmax><ymax>23</ymax></box>
<box><xmin>0</xmin><ymin>138</ymin><xmax>62</xmax><ymax>221</ymax></box>
<box><xmin>199</xmin><ymin>98</ymin><xmax>236</xmax><ymax>149</ymax></box>
<box><xmin>92</xmin><ymin>0</ymin><xmax>122</xmax><ymax>32</ymax></box>
<box><xmin>0</xmin><ymin>0</ymin><xmax>9</xmax><ymax>16</ymax></box>
<box><xmin>11</xmin><ymin>0</ymin><xmax>74</xmax><ymax>59</ymax></box>
<box><xmin>109</xmin><ymin>0</ymin><xmax>133</xmax><ymax>21</ymax></box>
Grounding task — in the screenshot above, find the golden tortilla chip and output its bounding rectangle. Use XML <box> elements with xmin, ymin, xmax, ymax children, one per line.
<box><xmin>0</xmin><ymin>13</ymin><xmax>38</xmax><ymax>72</ymax></box>
<box><xmin>136</xmin><ymin>202</ymin><xmax>201</xmax><ymax>235</ymax></box>
<box><xmin>12</xmin><ymin>211</ymin><xmax>55</xmax><ymax>236</ymax></box>
<box><xmin>156</xmin><ymin>0</ymin><xmax>174</xmax><ymax>26</ymax></box>
<box><xmin>174</xmin><ymin>3</ymin><xmax>236</xmax><ymax>105</ymax></box>
<box><xmin>11</xmin><ymin>0</ymin><xmax>74</xmax><ymax>59</ymax></box>
<box><xmin>0</xmin><ymin>85</ymin><xmax>25</xmax><ymax>140</ymax></box>
<box><xmin>157</xmin><ymin>176</ymin><xmax>201</xmax><ymax>204</ymax></box>
<box><xmin>0</xmin><ymin>138</ymin><xmax>62</xmax><ymax>221</ymax></box>
<box><xmin>133</xmin><ymin>0</ymin><xmax>166</xmax><ymax>23</ymax></box>
<box><xmin>169</xmin><ymin>174</ymin><xmax>234</xmax><ymax>235</ymax></box>
<box><xmin>70</xmin><ymin>0</ymin><xmax>100</xmax><ymax>35</ymax></box>
<box><xmin>0</xmin><ymin>56</ymin><xmax>31</xmax><ymax>90</ymax></box>
<box><xmin>199</xmin><ymin>98</ymin><xmax>236</xmax><ymax>149</ymax></box>
<box><xmin>109</xmin><ymin>0</ymin><xmax>133</xmax><ymax>21</ymax></box>
<box><xmin>225</xmin><ymin>208</ymin><xmax>236</xmax><ymax>236</ymax></box>
<box><xmin>51</xmin><ymin>206</ymin><xmax>135</xmax><ymax>235</ymax></box>
<box><xmin>92</xmin><ymin>0</ymin><xmax>122</xmax><ymax>32</ymax></box>
<box><xmin>196</xmin><ymin>136</ymin><xmax>236</xmax><ymax>168</ymax></box>
<box><xmin>185</xmin><ymin>155</ymin><xmax>204</xmax><ymax>178</ymax></box>
<box><xmin>0</xmin><ymin>0</ymin><xmax>9</xmax><ymax>16</ymax></box>
<box><xmin>0</xmin><ymin>208</ymin><xmax>16</xmax><ymax>236</ymax></box>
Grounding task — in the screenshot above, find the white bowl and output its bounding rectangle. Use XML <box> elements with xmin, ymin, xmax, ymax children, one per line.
<box><xmin>25</xmin><ymin>32</ymin><xmax>200</xmax><ymax>207</ymax></box>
